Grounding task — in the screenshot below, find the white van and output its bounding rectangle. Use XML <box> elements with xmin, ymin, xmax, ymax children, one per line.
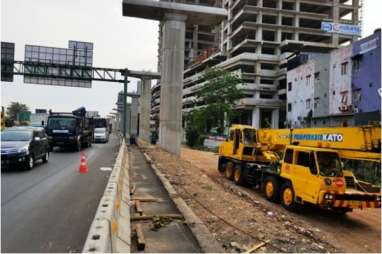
<box><xmin>94</xmin><ymin>127</ymin><xmax>109</xmax><ymax>143</ymax></box>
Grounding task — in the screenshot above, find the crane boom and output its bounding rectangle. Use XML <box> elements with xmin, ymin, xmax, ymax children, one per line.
<box><xmin>257</xmin><ymin>126</ymin><xmax>381</xmax><ymax>162</ymax></box>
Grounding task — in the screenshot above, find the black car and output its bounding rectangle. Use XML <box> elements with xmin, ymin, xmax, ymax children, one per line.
<box><xmin>1</xmin><ymin>127</ymin><xmax>50</xmax><ymax>170</ymax></box>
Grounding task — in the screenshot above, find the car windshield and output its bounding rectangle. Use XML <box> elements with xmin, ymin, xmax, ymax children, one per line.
<box><xmin>316</xmin><ymin>151</ymin><xmax>343</xmax><ymax>177</ymax></box>
<box><xmin>243</xmin><ymin>128</ymin><xmax>256</xmax><ymax>146</ymax></box>
<box><xmin>1</xmin><ymin>130</ymin><xmax>33</xmax><ymax>141</ymax></box>
<box><xmin>47</xmin><ymin>117</ymin><xmax>76</xmax><ymax>129</ymax></box>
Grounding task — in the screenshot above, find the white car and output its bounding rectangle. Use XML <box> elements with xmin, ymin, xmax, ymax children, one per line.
<box><xmin>94</xmin><ymin>128</ymin><xmax>109</xmax><ymax>143</ymax></box>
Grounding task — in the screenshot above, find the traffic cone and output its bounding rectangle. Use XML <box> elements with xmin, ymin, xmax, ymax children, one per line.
<box><xmin>79</xmin><ymin>152</ymin><xmax>88</xmax><ymax>173</ymax></box>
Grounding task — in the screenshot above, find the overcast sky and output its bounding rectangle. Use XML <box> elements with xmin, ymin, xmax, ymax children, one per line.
<box><xmin>1</xmin><ymin>0</ymin><xmax>381</xmax><ymax>117</ymax></box>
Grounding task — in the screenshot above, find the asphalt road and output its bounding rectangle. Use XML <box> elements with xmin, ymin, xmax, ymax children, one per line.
<box><xmin>1</xmin><ymin>134</ymin><xmax>120</xmax><ymax>253</ymax></box>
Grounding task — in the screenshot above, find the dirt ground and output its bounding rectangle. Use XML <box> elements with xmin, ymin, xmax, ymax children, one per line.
<box><xmin>180</xmin><ymin>148</ymin><xmax>381</xmax><ymax>253</ymax></box>
<box><xmin>141</xmin><ymin>146</ymin><xmax>340</xmax><ymax>253</ymax></box>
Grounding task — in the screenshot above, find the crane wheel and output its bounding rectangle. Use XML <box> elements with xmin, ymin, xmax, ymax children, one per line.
<box><xmin>218</xmin><ymin>157</ymin><xmax>225</xmax><ymax>173</ymax></box>
<box><xmin>281</xmin><ymin>182</ymin><xmax>297</xmax><ymax>211</ymax></box>
<box><xmin>263</xmin><ymin>176</ymin><xmax>279</xmax><ymax>202</ymax></box>
<box><xmin>233</xmin><ymin>165</ymin><xmax>246</xmax><ymax>186</ymax></box>
<box><xmin>224</xmin><ymin>162</ymin><xmax>234</xmax><ymax>180</ymax></box>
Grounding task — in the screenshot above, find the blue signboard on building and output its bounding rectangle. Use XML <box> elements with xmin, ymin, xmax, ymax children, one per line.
<box><xmin>321</xmin><ymin>22</ymin><xmax>361</xmax><ymax>36</ymax></box>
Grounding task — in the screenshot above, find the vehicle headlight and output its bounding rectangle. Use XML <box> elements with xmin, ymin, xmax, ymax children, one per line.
<box><xmin>376</xmin><ymin>196</ymin><xmax>381</xmax><ymax>202</ymax></box>
<box><xmin>18</xmin><ymin>145</ymin><xmax>29</xmax><ymax>155</ymax></box>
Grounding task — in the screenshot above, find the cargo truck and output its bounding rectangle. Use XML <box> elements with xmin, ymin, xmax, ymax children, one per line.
<box><xmin>45</xmin><ymin>107</ymin><xmax>93</xmax><ymax>151</ymax></box>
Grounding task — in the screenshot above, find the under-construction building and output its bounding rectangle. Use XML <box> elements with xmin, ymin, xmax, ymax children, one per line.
<box><xmin>152</xmin><ymin>0</ymin><xmax>362</xmax><ymax>129</ymax></box>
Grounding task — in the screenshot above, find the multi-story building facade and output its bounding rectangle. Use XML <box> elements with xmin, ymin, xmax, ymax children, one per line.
<box><xmin>153</xmin><ymin>0</ymin><xmax>362</xmax><ymax>130</ymax></box>
<box><xmin>287</xmin><ymin>44</ymin><xmax>355</xmax><ymax>128</ymax></box>
<box><xmin>286</xmin><ymin>29</ymin><xmax>382</xmax><ymax>128</ymax></box>
<box><xmin>352</xmin><ymin>29</ymin><xmax>381</xmax><ymax>125</ymax></box>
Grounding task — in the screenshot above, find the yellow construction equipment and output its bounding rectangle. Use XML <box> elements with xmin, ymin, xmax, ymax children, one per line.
<box><xmin>1</xmin><ymin>107</ymin><xmax>5</xmax><ymax>131</ymax></box>
<box><xmin>218</xmin><ymin>124</ymin><xmax>381</xmax><ymax>213</ymax></box>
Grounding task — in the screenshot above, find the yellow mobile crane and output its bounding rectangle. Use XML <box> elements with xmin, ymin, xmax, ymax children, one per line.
<box><xmin>218</xmin><ymin>125</ymin><xmax>381</xmax><ymax>213</ymax></box>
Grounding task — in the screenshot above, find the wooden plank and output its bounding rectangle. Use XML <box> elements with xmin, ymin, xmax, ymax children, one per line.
<box><xmin>131</xmin><ymin>197</ymin><xmax>159</xmax><ymax>202</ymax></box>
<box><xmin>130</xmin><ymin>184</ymin><xmax>136</xmax><ymax>195</ymax></box>
<box><xmin>131</xmin><ymin>213</ymin><xmax>184</xmax><ymax>221</ymax></box>
<box><xmin>135</xmin><ymin>200</ymin><xmax>143</xmax><ymax>215</ymax></box>
<box><xmin>135</xmin><ymin>223</ymin><xmax>146</xmax><ymax>251</ymax></box>
<box><xmin>245</xmin><ymin>240</ymin><xmax>269</xmax><ymax>253</ymax></box>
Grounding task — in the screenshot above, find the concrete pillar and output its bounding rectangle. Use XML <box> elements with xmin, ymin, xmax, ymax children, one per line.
<box><xmin>130</xmin><ymin>97</ymin><xmax>139</xmax><ymax>136</ymax></box>
<box><xmin>332</xmin><ymin>0</ymin><xmax>340</xmax><ymax>46</ymax></box>
<box><xmin>192</xmin><ymin>25</ymin><xmax>198</xmax><ymax>59</ymax></box>
<box><xmin>252</xmin><ymin>107</ymin><xmax>260</xmax><ymax>128</ymax></box>
<box><xmin>126</xmin><ymin>103</ymin><xmax>132</xmax><ymax>137</ymax></box>
<box><xmin>276</xmin><ymin>0</ymin><xmax>282</xmax><ymax>10</ymax></box>
<box><xmin>272</xmin><ymin>108</ymin><xmax>279</xmax><ymax>128</ymax></box>
<box><xmin>295</xmin><ymin>0</ymin><xmax>300</xmax><ymax>12</ymax></box>
<box><xmin>139</xmin><ymin>79</ymin><xmax>152</xmax><ymax>143</ymax></box>
<box><xmin>159</xmin><ymin>13</ymin><xmax>187</xmax><ymax>156</ymax></box>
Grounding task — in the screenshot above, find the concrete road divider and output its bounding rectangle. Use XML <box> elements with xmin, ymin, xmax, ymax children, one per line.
<box><xmin>82</xmin><ymin>139</ymin><xmax>131</xmax><ymax>253</ymax></box>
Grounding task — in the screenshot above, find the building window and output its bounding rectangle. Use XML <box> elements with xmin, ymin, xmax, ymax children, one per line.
<box><xmin>340</xmin><ymin>91</ymin><xmax>349</xmax><ymax>104</ymax></box>
<box><xmin>341</xmin><ymin>62</ymin><xmax>348</xmax><ymax>75</ymax></box>
<box><xmin>314</xmin><ymin>97</ymin><xmax>320</xmax><ymax>109</ymax></box>
<box><xmin>353</xmin><ymin>56</ymin><xmax>362</xmax><ymax>72</ymax></box>
<box><xmin>314</xmin><ymin>72</ymin><xmax>320</xmax><ymax>80</ymax></box>
<box><xmin>306</xmin><ymin>75</ymin><xmax>311</xmax><ymax>85</ymax></box>
<box><xmin>288</xmin><ymin>82</ymin><xmax>292</xmax><ymax>91</ymax></box>
<box><xmin>369</xmin><ymin>82</ymin><xmax>373</xmax><ymax>88</ymax></box>
<box><xmin>306</xmin><ymin>98</ymin><xmax>311</xmax><ymax>109</ymax></box>
<box><xmin>353</xmin><ymin>89</ymin><xmax>361</xmax><ymax>102</ymax></box>
<box><xmin>288</xmin><ymin>103</ymin><xmax>292</xmax><ymax>112</ymax></box>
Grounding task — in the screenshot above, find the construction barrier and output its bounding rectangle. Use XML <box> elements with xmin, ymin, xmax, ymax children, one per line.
<box><xmin>82</xmin><ymin>139</ymin><xmax>131</xmax><ymax>253</ymax></box>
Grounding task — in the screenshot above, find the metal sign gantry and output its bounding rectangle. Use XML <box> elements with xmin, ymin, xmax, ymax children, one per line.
<box><xmin>2</xmin><ymin>60</ymin><xmax>160</xmax><ymax>139</ymax></box>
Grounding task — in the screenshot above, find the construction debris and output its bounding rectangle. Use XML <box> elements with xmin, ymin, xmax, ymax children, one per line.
<box><xmin>135</xmin><ymin>223</ymin><xmax>146</xmax><ymax>251</ymax></box>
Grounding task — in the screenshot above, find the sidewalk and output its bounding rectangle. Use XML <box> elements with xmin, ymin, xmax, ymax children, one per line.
<box><xmin>128</xmin><ymin>146</ymin><xmax>201</xmax><ymax>253</ymax></box>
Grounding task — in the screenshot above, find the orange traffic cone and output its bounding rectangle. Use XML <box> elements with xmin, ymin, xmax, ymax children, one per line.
<box><xmin>79</xmin><ymin>152</ymin><xmax>88</xmax><ymax>173</ymax></box>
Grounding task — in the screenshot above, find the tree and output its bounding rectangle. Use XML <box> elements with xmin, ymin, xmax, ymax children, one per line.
<box><xmin>185</xmin><ymin>68</ymin><xmax>243</xmax><ymax>147</ymax></box>
<box><xmin>6</xmin><ymin>102</ymin><xmax>30</xmax><ymax>124</ymax></box>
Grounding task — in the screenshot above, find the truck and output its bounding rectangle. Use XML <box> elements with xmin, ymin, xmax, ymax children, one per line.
<box><xmin>45</xmin><ymin>107</ymin><xmax>93</xmax><ymax>151</ymax></box>
<box><xmin>93</xmin><ymin>117</ymin><xmax>110</xmax><ymax>143</ymax></box>
<box><xmin>218</xmin><ymin>124</ymin><xmax>381</xmax><ymax>213</ymax></box>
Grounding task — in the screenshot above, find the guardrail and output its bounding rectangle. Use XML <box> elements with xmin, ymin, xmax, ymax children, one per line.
<box><xmin>82</xmin><ymin>139</ymin><xmax>131</xmax><ymax>253</ymax></box>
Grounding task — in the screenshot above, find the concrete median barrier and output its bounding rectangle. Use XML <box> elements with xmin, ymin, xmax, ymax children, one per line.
<box><xmin>82</xmin><ymin>139</ymin><xmax>131</xmax><ymax>253</ymax></box>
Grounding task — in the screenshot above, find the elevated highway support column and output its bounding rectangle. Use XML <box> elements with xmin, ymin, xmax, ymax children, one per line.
<box><xmin>122</xmin><ymin>0</ymin><xmax>227</xmax><ymax>155</ymax></box>
<box><xmin>139</xmin><ymin>78</ymin><xmax>152</xmax><ymax>143</ymax></box>
<box><xmin>158</xmin><ymin>13</ymin><xmax>186</xmax><ymax>155</ymax></box>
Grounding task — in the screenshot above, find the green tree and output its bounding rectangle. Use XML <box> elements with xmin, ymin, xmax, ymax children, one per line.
<box><xmin>6</xmin><ymin>102</ymin><xmax>29</xmax><ymax>124</ymax></box>
<box><xmin>185</xmin><ymin>68</ymin><xmax>243</xmax><ymax>147</ymax></box>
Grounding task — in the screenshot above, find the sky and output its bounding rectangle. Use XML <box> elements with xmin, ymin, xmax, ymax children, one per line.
<box><xmin>1</xmin><ymin>0</ymin><xmax>159</xmax><ymax>117</ymax></box>
<box><xmin>1</xmin><ymin>0</ymin><xmax>381</xmax><ymax>117</ymax></box>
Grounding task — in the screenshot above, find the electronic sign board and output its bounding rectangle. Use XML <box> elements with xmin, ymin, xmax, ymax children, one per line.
<box><xmin>1</xmin><ymin>42</ymin><xmax>15</xmax><ymax>82</ymax></box>
<box><xmin>321</xmin><ymin>22</ymin><xmax>361</xmax><ymax>36</ymax></box>
<box><xmin>23</xmin><ymin>41</ymin><xmax>94</xmax><ymax>88</ymax></box>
